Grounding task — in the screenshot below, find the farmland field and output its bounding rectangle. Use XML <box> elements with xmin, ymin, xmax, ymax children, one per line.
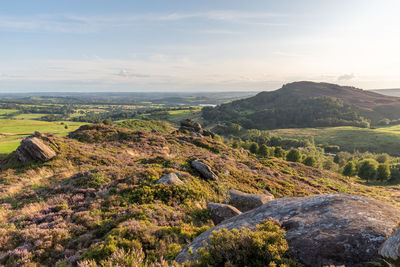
<box><xmin>0</xmin><ymin>119</ymin><xmax>84</xmax><ymax>155</ymax></box>
<box><xmin>270</xmin><ymin>125</ymin><xmax>400</xmax><ymax>156</ymax></box>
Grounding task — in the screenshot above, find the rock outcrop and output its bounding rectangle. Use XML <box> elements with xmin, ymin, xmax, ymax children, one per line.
<box><xmin>176</xmin><ymin>194</ymin><xmax>400</xmax><ymax>266</ymax></box>
<box><xmin>179</xmin><ymin>119</ymin><xmax>215</xmax><ymax>138</ymax></box>
<box><xmin>207</xmin><ymin>203</ymin><xmax>242</xmax><ymax>225</ymax></box>
<box><xmin>155</xmin><ymin>173</ymin><xmax>184</xmax><ymax>185</ymax></box>
<box><xmin>191</xmin><ymin>160</ymin><xmax>218</xmax><ymax>181</ymax></box>
<box><xmin>228</xmin><ymin>189</ymin><xmax>274</xmax><ymax>212</ymax></box>
<box><xmin>379</xmin><ymin>227</ymin><xmax>400</xmax><ymax>266</ymax></box>
<box><xmin>15</xmin><ymin>136</ymin><xmax>57</xmax><ymax>163</ymax></box>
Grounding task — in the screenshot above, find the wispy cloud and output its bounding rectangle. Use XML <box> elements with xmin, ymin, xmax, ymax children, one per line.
<box><xmin>0</xmin><ymin>11</ymin><xmax>287</xmax><ymax>33</ymax></box>
<box><xmin>116</xmin><ymin>69</ymin><xmax>152</xmax><ymax>78</ymax></box>
<box><xmin>338</xmin><ymin>73</ymin><xmax>355</xmax><ymax>81</ymax></box>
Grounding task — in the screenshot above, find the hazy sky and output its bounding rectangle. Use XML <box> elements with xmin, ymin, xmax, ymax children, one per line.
<box><xmin>1</xmin><ymin>0</ymin><xmax>399</xmax><ymax>92</ymax></box>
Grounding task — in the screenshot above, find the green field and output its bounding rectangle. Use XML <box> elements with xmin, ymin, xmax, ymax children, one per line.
<box><xmin>0</xmin><ymin>109</ymin><xmax>19</xmax><ymax>119</ymax></box>
<box><xmin>145</xmin><ymin>107</ymin><xmax>203</xmax><ymax>124</ymax></box>
<box><xmin>12</xmin><ymin>113</ymin><xmax>48</xmax><ymax>120</ymax></box>
<box><xmin>270</xmin><ymin>125</ymin><xmax>400</xmax><ymax>156</ymax></box>
<box><xmin>0</xmin><ymin>119</ymin><xmax>85</xmax><ymax>155</ymax></box>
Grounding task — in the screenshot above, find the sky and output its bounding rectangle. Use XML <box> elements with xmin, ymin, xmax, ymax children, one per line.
<box><xmin>0</xmin><ymin>0</ymin><xmax>400</xmax><ymax>92</ymax></box>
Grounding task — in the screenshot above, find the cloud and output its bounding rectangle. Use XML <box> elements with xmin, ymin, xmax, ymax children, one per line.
<box><xmin>338</xmin><ymin>73</ymin><xmax>355</xmax><ymax>81</ymax></box>
<box><xmin>0</xmin><ymin>11</ymin><xmax>287</xmax><ymax>33</ymax></box>
<box><xmin>116</xmin><ymin>69</ymin><xmax>151</xmax><ymax>78</ymax></box>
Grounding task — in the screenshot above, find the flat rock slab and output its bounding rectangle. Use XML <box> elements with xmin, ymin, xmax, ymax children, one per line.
<box><xmin>207</xmin><ymin>203</ymin><xmax>242</xmax><ymax>225</ymax></box>
<box><xmin>228</xmin><ymin>189</ymin><xmax>274</xmax><ymax>212</ymax></box>
<box><xmin>16</xmin><ymin>136</ymin><xmax>57</xmax><ymax>163</ymax></box>
<box><xmin>191</xmin><ymin>160</ymin><xmax>218</xmax><ymax>181</ymax></box>
<box><xmin>176</xmin><ymin>193</ymin><xmax>400</xmax><ymax>266</ymax></box>
<box><xmin>379</xmin><ymin>227</ymin><xmax>400</xmax><ymax>265</ymax></box>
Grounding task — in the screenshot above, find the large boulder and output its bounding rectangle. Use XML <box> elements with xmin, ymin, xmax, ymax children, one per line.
<box><xmin>178</xmin><ymin>119</ymin><xmax>215</xmax><ymax>137</ymax></box>
<box><xmin>155</xmin><ymin>173</ymin><xmax>184</xmax><ymax>185</ymax></box>
<box><xmin>379</xmin><ymin>227</ymin><xmax>400</xmax><ymax>266</ymax></box>
<box><xmin>191</xmin><ymin>160</ymin><xmax>218</xmax><ymax>181</ymax></box>
<box><xmin>180</xmin><ymin>119</ymin><xmax>202</xmax><ymax>133</ymax></box>
<box><xmin>175</xmin><ymin>194</ymin><xmax>400</xmax><ymax>266</ymax></box>
<box><xmin>207</xmin><ymin>203</ymin><xmax>242</xmax><ymax>225</ymax></box>
<box><xmin>15</xmin><ymin>136</ymin><xmax>57</xmax><ymax>163</ymax></box>
<box><xmin>228</xmin><ymin>189</ymin><xmax>274</xmax><ymax>212</ymax></box>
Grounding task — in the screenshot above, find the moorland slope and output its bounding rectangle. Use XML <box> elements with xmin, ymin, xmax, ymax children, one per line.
<box><xmin>0</xmin><ymin>123</ymin><xmax>399</xmax><ymax>266</ymax></box>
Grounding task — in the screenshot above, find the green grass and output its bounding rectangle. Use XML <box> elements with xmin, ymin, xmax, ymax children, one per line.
<box><xmin>118</xmin><ymin>119</ymin><xmax>173</xmax><ymax>132</ymax></box>
<box><xmin>0</xmin><ymin>109</ymin><xmax>19</xmax><ymax>115</ymax></box>
<box><xmin>162</xmin><ymin>107</ymin><xmax>203</xmax><ymax>124</ymax></box>
<box><xmin>270</xmin><ymin>125</ymin><xmax>400</xmax><ymax>156</ymax></box>
<box><xmin>0</xmin><ymin>119</ymin><xmax>85</xmax><ymax>154</ymax></box>
<box><xmin>0</xmin><ymin>140</ymin><xmax>21</xmax><ymax>155</ymax></box>
<box><xmin>0</xmin><ymin>109</ymin><xmax>19</xmax><ymax>119</ymax></box>
<box><xmin>12</xmin><ymin>113</ymin><xmax>48</xmax><ymax>120</ymax></box>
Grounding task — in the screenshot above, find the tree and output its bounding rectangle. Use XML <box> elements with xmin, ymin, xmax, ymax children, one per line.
<box><xmin>323</xmin><ymin>158</ymin><xmax>339</xmax><ymax>172</ymax></box>
<box><xmin>377</xmin><ymin>163</ymin><xmax>391</xmax><ymax>182</ymax></box>
<box><xmin>258</xmin><ymin>144</ymin><xmax>270</xmax><ymax>157</ymax></box>
<box><xmin>358</xmin><ymin>159</ymin><xmax>378</xmax><ymax>182</ymax></box>
<box><xmin>274</xmin><ymin>147</ymin><xmax>286</xmax><ymax>158</ymax></box>
<box><xmin>64</xmin><ymin>125</ymin><xmax>68</xmax><ymax>129</ymax></box>
<box><xmin>249</xmin><ymin>143</ymin><xmax>259</xmax><ymax>154</ymax></box>
<box><xmin>103</xmin><ymin>118</ymin><xmax>113</xmax><ymax>125</ymax></box>
<box><xmin>376</xmin><ymin>153</ymin><xmax>390</xmax><ymax>163</ymax></box>
<box><xmin>227</xmin><ymin>123</ymin><xmax>242</xmax><ymax>134</ymax></box>
<box><xmin>342</xmin><ymin>161</ymin><xmax>356</xmax><ymax>176</ymax></box>
<box><xmin>333</xmin><ymin>154</ymin><xmax>340</xmax><ymax>164</ymax></box>
<box><xmin>303</xmin><ymin>156</ymin><xmax>317</xmax><ymax>167</ymax></box>
<box><xmin>286</xmin><ymin>149</ymin><xmax>302</xmax><ymax>162</ymax></box>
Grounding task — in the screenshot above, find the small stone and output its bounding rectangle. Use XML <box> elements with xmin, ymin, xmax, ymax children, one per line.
<box><xmin>156</xmin><ymin>173</ymin><xmax>184</xmax><ymax>185</ymax></box>
<box><xmin>191</xmin><ymin>160</ymin><xmax>218</xmax><ymax>181</ymax></box>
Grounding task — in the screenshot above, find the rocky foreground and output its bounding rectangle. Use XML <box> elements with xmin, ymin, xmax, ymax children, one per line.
<box><xmin>177</xmin><ymin>193</ymin><xmax>400</xmax><ymax>266</ymax></box>
<box><xmin>1</xmin><ymin>124</ymin><xmax>400</xmax><ymax>266</ymax></box>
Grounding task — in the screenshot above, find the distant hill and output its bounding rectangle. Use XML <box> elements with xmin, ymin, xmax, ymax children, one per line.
<box><xmin>203</xmin><ymin>81</ymin><xmax>400</xmax><ymax>129</ymax></box>
<box><xmin>372</xmin><ymin>88</ymin><xmax>400</xmax><ymax>97</ymax></box>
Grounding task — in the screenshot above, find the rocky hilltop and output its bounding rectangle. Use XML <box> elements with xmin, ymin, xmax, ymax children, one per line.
<box><xmin>0</xmin><ymin>123</ymin><xmax>399</xmax><ymax>266</ymax></box>
<box><xmin>203</xmin><ymin>81</ymin><xmax>400</xmax><ymax>129</ymax></box>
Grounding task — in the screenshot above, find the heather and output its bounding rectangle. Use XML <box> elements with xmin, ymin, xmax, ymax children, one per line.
<box><xmin>0</xmin><ymin>123</ymin><xmax>399</xmax><ymax>266</ymax></box>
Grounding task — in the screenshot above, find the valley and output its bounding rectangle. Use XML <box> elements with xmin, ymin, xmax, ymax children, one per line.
<box><xmin>1</xmin><ymin>83</ymin><xmax>400</xmax><ymax>266</ymax></box>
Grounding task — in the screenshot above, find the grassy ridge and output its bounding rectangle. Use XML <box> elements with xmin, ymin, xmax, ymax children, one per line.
<box><xmin>270</xmin><ymin>125</ymin><xmax>400</xmax><ymax>155</ymax></box>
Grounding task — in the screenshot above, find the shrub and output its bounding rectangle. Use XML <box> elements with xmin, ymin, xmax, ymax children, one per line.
<box><xmin>119</xmin><ymin>184</ymin><xmax>203</xmax><ymax>205</ymax></box>
<box><xmin>249</xmin><ymin>143</ymin><xmax>259</xmax><ymax>154</ymax></box>
<box><xmin>286</xmin><ymin>149</ymin><xmax>302</xmax><ymax>163</ymax></box>
<box><xmin>78</xmin><ymin>248</ymin><xmax>168</xmax><ymax>267</ymax></box>
<box><xmin>258</xmin><ymin>144</ymin><xmax>270</xmax><ymax>157</ymax></box>
<box><xmin>274</xmin><ymin>147</ymin><xmax>286</xmax><ymax>158</ymax></box>
<box><xmin>303</xmin><ymin>156</ymin><xmax>317</xmax><ymax>167</ymax></box>
<box><xmin>191</xmin><ymin>221</ymin><xmax>301</xmax><ymax>267</ymax></box>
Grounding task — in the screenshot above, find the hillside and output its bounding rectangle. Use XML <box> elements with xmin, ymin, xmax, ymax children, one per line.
<box><xmin>0</xmin><ymin>123</ymin><xmax>399</xmax><ymax>266</ymax></box>
<box><xmin>203</xmin><ymin>81</ymin><xmax>400</xmax><ymax>129</ymax></box>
